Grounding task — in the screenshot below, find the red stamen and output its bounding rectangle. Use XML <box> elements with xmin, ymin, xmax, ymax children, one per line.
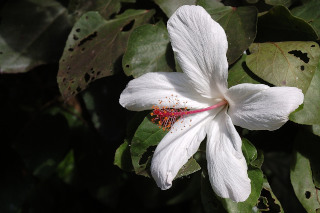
<box><xmin>151</xmin><ymin>100</ymin><xmax>227</xmax><ymax>131</ymax></box>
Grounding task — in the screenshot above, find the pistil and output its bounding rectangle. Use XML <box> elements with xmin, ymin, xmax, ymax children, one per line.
<box><xmin>151</xmin><ymin>100</ymin><xmax>227</xmax><ymax>131</ymax></box>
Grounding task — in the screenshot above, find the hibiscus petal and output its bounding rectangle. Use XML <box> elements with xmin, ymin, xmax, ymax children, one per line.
<box><xmin>119</xmin><ymin>72</ymin><xmax>211</xmax><ymax>111</ymax></box>
<box><xmin>167</xmin><ymin>5</ymin><xmax>228</xmax><ymax>98</ymax></box>
<box><xmin>226</xmin><ymin>83</ymin><xmax>304</xmax><ymax>131</ymax></box>
<box><xmin>151</xmin><ymin>110</ymin><xmax>214</xmax><ymax>190</ymax></box>
<box><xmin>206</xmin><ymin>109</ymin><xmax>251</xmax><ymax>202</ymax></box>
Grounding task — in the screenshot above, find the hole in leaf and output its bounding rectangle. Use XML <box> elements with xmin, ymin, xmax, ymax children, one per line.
<box><xmin>257</xmin><ymin>188</ymin><xmax>281</xmax><ymax>212</ymax></box>
<box><xmin>76</xmin><ymin>86</ymin><xmax>81</xmax><ymax>92</ymax></box>
<box><xmin>110</xmin><ymin>13</ymin><xmax>117</xmax><ymax>19</ymax></box>
<box><xmin>122</xmin><ymin>20</ymin><xmax>135</xmax><ymax>32</ymax></box>
<box><xmin>76</xmin><ymin>28</ymin><xmax>81</xmax><ymax>32</ymax></box>
<box><xmin>311</xmin><ymin>45</ymin><xmax>315</xmax><ymax>47</ymax></box>
<box><xmin>305</xmin><ymin>191</ymin><xmax>311</xmax><ymax>199</ymax></box>
<box><xmin>97</xmin><ymin>71</ymin><xmax>101</xmax><ymax>76</ymax></box>
<box><xmin>139</xmin><ymin>145</ymin><xmax>156</xmax><ymax>165</ymax></box>
<box><xmin>62</xmin><ymin>78</ymin><xmax>66</xmax><ymax>83</ymax></box>
<box><xmin>68</xmin><ymin>48</ymin><xmax>74</xmax><ymax>52</ymax></box>
<box><xmin>301</xmin><ymin>65</ymin><xmax>305</xmax><ymax>71</ymax></box>
<box><xmin>81</xmin><ymin>47</ymin><xmax>85</xmax><ymax>51</ymax></box>
<box><xmin>84</xmin><ymin>73</ymin><xmax>90</xmax><ymax>83</ymax></box>
<box><xmin>288</xmin><ymin>50</ymin><xmax>310</xmax><ymax>63</ymax></box>
<box><xmin>0</xmin><ymin>51</ymin><xmax>3</xmax><ymax>54</ymax></box>
<box><xmin>78</xmin><ymin>31</ymin><xmax>97</xmax><ymax>46</ymax></box>
<box><xmin>73</xmin><ymin>34</ymin><xmax>79</xmax><ymax>40</ymax></box>
<box><xmin>125</xmin><ymin>64</ymin><xmax>130</xmax><ymax>68</ymax></box>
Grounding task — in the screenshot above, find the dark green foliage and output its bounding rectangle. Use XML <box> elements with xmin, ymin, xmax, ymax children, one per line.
<box><xmin>1</xmin><ymin>0</ymin><xmax>320</xmax><ymax>212</ymax></box>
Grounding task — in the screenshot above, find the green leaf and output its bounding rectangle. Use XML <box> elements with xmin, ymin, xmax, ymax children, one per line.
<box><xmin>255</xmin><ymin>5</ymin><xmax>318</xmax><ymax>42</ymax></box>
<box><xmin>227</xmin><ymin>54</ymin><xmax>262</xmax><ymax>88</ymax></box>
<box><xmin>114</xmin><ymin>140</ymin><xmax>133</xmax><ymax>171</ymax></box>
<box><xmin>204</xmin><ymin>6</ymin><xmax>258</xmax><ymax>64</ymax></box>
<box><xmin>265</xmin><ymin>0</ymin><xmax>294</xmax><ymax>7</ymax></box>
<box><xmin>259</xmin><ymin>178</ymin><xmax>284</xmax><ymax>212</ymax></box>
<box><xmin>130</xmin><ymin>116</ymin><xmax>200</xmax><ymax>178</ymax></box>
<box><xmin>246</xmin><ymin>41</ymin><xmax>320</xmax><ymax>93</ymax></box>
<box><xmin>291</xmin><ymin>130</ymin><xmax>320</xmax><ymax>212</ymax></box>
<box><xmin>312</xmin><ymin>125</ymin><xmax>320</xmax><ymax>137</ymax></box>
<box><xmin>291</xmin><ymin>0</ymin><xmax>320</xmax><ymax>39</ymax></box>
<box><xmin>57</xmin><ymin>9</ymin><xmax>155</xmax><ymax>99</ymax></box>
<box><xmin>130</xmin><ymin>116</ymin><xmax>167</xmax><ymax>177</ymax></box>
<box><xmin>201</xmin><ymin>138</ymin><xmax>264</xmax><ymax>213</ymax></box>
<box><xmin>68</xmin><ymin>0</ymin><xmax>121</xmax><ymax>20</ymax></box>
<box><xmin>154</xmin><ymin>0</ymin><xmax>196</xmax><ymax>17</ymax></box>
<box><xmin>196</xmin><ymin>0</ymin><xmax>224</xmax><ymax>9</ymax></box>
<box><xmin>122</xmin><ymin>21</ymin><xmax>175</xmax><ymax>78</ymax></box>
<box><xmin>0</xmin><ymin>0</ymin><xmax>71</xmax><ymax>73</ymax></box>
<box><xmin>290</xmin><ymin>60</ymin><xmax>320</xmax><ymax>125</ymax></box>
<box><xmin>57</xmin><ymin>150</ymin><xmax>75</xmax><ymax>184</ymax></box>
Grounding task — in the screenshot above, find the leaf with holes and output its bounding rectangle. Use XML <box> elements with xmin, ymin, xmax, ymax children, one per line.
<box><xmin>0</xmin><ymin>0</ymin><xmax>71</xmax><ymax>73</ymax></box>
<box><xmin>57</xmin><ymin>9</ymin><xmax>155</xmax><ymax>99</ymax></box>
<box><xmin>255</xmin><ymin>5</ymin><xmax>318</xmax><ymax>42</ymax></box>
<box><xmin>291</xmin><ymin>130</ymin><xmax>320</xmax><ymax>212</ymax></box>
<box><xmin>246</xmin><ymin>41</ymin><xmax>320</xmax><ymax>93</ymax></box>
<box><xmin>259</xmin><ymin>178</ymin><xmax>284</xmax><ymax>212</ymax></box>
<box><xmin>228</xmin><ymin>54</ymin><xmax>262</xmax><ymax>88</ymax></box>
<box><xmin>68</xmin><ymin>0</ymin><xmax>121</xmax><ymax>20</ymax></box>
<box><xmin>130</xmin><ymin>116</ymin><xmax>200</xmax><ymax>178</ymax></box>
<box><xmin>290</xmin><ymin>60</ymin><xmax>320</xmax><ymax>125</ymax></box>
<box><xmin>154</xmin><ymin>0</ymin><xmax>196</xmax><ymax>17</ymax></box>
<box><xmin>204</xmin><ymin>6</ymin><xmax>258</xmax><ymax>64</ymax></box>
<box><xmin>291</xmin><ymin>0</ymin><xmax>320</xmax><ymax>39</ymax></box>
<box><xmin>122</xmin><ymin>21</ymin><xmax>175</xmax><ymax>78</ymax></box>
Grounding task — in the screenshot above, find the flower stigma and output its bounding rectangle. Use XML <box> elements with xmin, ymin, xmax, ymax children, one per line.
<box><xmin>151</xmin><ymin>95</ymin><xmax>227</xmax><ymax>131</ymax></box>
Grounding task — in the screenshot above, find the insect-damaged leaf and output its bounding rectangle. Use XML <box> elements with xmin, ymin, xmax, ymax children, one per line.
<box><xmin>290</xmin><ymin>60</ymin><xmax>320</xmax><ymax>125</ymax></box>
<box><xmin>57</xmin><ymin>9</ymin><xmax>155</xmax><ymax>99</ymax></box>
<box><xmin>246</xmin><ymin>41</ymin><xmax>320</xmax><ymax>93</ymax></box>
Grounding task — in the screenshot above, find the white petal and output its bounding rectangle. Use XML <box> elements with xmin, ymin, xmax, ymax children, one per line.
<box><xmin>206</xmin><ymin>109</ymin><xmax>251</xmax><ymax>202</ymax></box>
<box><xmin>151</xmin><ymin>110</ymin><xmax>215</xmax><ymax>190</ymax></box>
<box><xmin>167</xmin><ymin>5</ymin><xmax>228</xmax><ymax>98</ymax></box>
<box><xmin>119</xmin><ymin>72</ymin><xmax>211</xmax><ymax>111</ymax></box>
<box><xmin>226</xmin><ymin>83</ymin><xmax>304</xmax><ymax>131</ymax></box>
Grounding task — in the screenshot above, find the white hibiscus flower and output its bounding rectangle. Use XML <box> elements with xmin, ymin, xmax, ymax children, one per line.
<box><xmin>119</xmin><ymin>5</ymin><xmax>304</xmax><ymax>202</ymax></box>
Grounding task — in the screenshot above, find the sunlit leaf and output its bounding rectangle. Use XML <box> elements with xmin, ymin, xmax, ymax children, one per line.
<box><xmin>255</xmin><ymin>5</ymin><xmax>318</xmax><ymax>42</ymax></box>
<box><xmin>291</xmin><ymin>130</ymin><xmax>320</xmax><ymax>212</ymax></box>
<box><xmin>290</xmin><ymin>60</ymin><xmax>320</xmax><ymax>125</ymax></box>
<box><xmin>228</xmin><ymin>54</ymin><xmax>262</xmax><ymax>88</ymax></box>
<box><xmin>291</xmin><ymin>0</ymin><xmax>320</xmax><ymax>39</ymax></box>
<box><xmin>0</xmin><ymin>0</ymin><xmax>71</xmax><ymax>73</ymax></box>
<box><xmin>57</xmin><ymin>9</ymin><xmax>155</xmax><ymax>99</ymax></box>
<box><xmin>246</xmin><ymin>41</ymin><xmax>320</xmax><ymax>93</ymax></box>
<box><xmin>122</xmin><ymin>21</ymin><xmax>175</xmax><ymax>78</ymax></box>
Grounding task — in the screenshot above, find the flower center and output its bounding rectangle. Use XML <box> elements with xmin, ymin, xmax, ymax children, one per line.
<box><xmin>151</xmin><ymin>99</ymin><xmax>227</xmax><ymax>131</ymax></box>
